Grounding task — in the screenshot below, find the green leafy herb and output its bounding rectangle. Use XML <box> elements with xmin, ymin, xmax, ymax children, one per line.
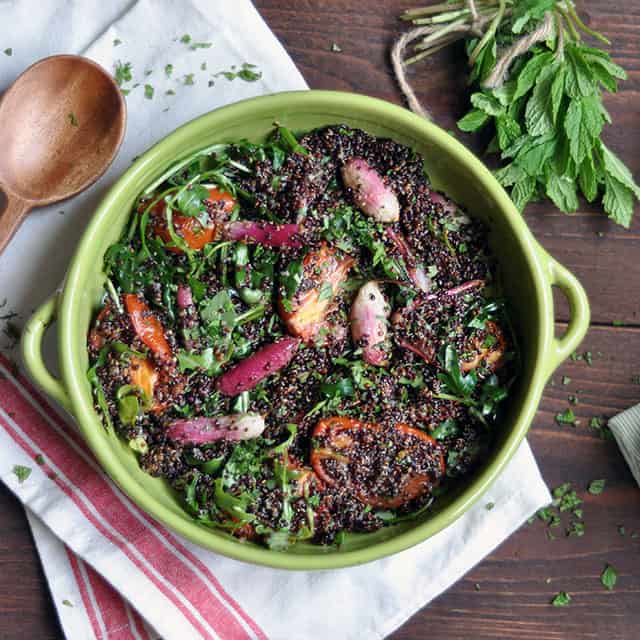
<box><xmin>400</xmin><ymin>2</ymin><xmax>639</xmax><ymax>226</ymax></box>
<box><xmin>113</xmin><ymin>38</ymin><xmax>122</xmax><ymax>47</ymax></box>
<box><xmin>114</xmin><ymin>60</ymin><xmax>133</xmax><ymax>87</ymax></box>
<box><xmin>180</xmin><ymin>34</ymin><xmax>191</xmax><ymax>44</ymax></box>
<box><xmin>215</xmin><ymin>62</ymin><xmax>262</xmax><ymax>83</ymax></box>
<box><xmin>4</xmin><ymin>47</ymin><xmax>13</xmax><ymax>56</ymax></box>
<box><xmin>566</xmin><ymin>520</ymin><xmax>584</xmax><ymax>537</ymax></box>
<box><xmin>485</xmin><ymin>502</ymin><xmax>495</xmax><ymax>510</ymax></box>
<box><xmin>331</xmin><ymin>42</ymin><xmax>342</xmax><ymax>53</ymax></box>
<box><xmin>35</xmin><ymin>454</ymin><xmax>45</xmax><ymax>466</ymax></box>
<box><xmin>144</xmin><ymin>84</ymin><xmax>154</xmax><ymax>99</ymax></box>
<box><xmin>190</xmin><ymin>41</ymin><xmax>213</xmax><ymax>50</ymax></box>
<box><xmin>562</xmin><ymin>376</ymin><xmax>571</xmax><ymax>385</ymax></box>
<box><xmin>555</xmin><ymin>408</ymin><xmax>576</xmax><ymax>425</ymax></box>
<box><xmin>62</xmin><ymin>599</ymin><xmax>73</xmax><ymax>607</ymax></box>
<box><xmin>600</xmin><ymin>564</ymin><xmax>617</xmax><ymax>590</ymax></box>
<box><xmin>164</xmin><ymin>63</ymin><xmax>173</xmax><ymax>77</ymax></box>
<box><xmin>551</xmin><ymin>591</ymin><xmax>571</xmax><ymax>607</ymax></box>
<box><xmin>67</xmin><ymin>112</ymin><xmax>79</xmax><ymax>126</ymax></box>
<box><xmin>587</xmin><ymin>479</ymin><xmax>606</xmax><ymax>495</ymax></box>
<box><xmin>183</xmin><ymin>73</ymin><xmax>195</xmax><ymax>85</ymax></box>
<box><xmin>12</xmin><ymin>465</ymin><xmax>31</xmax><ymax>483</ymax></box>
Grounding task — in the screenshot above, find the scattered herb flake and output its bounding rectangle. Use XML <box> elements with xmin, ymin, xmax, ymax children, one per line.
<box><xmin>13</xmin><ymin>465</ymin><xmax>32</xmax><ymax>483</ymax></box>
<box><xmin>588</xmin><ymin>479</ymin><xmax>606</xmax><ymax>495</ymax></box>
<box><xmin>584</xmin><ymin>351</ymin><xmax>593</xmax><ymax>366</ymax></box>
<box><xmin>600</xmin><ymin>564</ymin><xmax>617</xmax><ymax>590</ymax></box>
<box><xmin>331</xmin><ymin>42</ymin><xmax>342</xmax><ymax>53</ymax></box>
<box><xmin>164</xmin><ymin>63</ymin><xmax>173</xmax><ymax>77</ymax></box>
<box><xmin>485</xmin><ymin>501</ymin><xmax>495</xmax><ymax>510</ymax></box>
<box><xmin>555</xmin><ymin>408</ymin><xmax>576</xmax><ymax>425</ymax></box>
<box><xmin>68</xmin><ymin>112</ymin><xmax>79</xmax><ymax>127</ymax></box>
<box><xmin>618</xmin><ymin>525</ymin><xmax>625</xmax><ymax>536</ymax></box>
<box><xmin>562</xmin><ymin>376</ymin><xmax>572</xmax><ymax>385</ymax></box>
<box><xmin>35</xmin><ymin>454</ymin><xmax>45</xmax><ymax>466</ymax></box>
<box><xmin>114</xmin><ymin>60</ymin><xmax>133</xmax><ymax>88</ymax></box>
<box><xmin>566</xmin><ymin>520</ymin><xmax>585</xmax><ymax>537</ymax></box>
<box><xmin>3</xmin><ymin>47</ymin><xmax>12</xmax><ymax>56</ymax></box>
<box><xmin>180</xmin><ymin>34</ymin><xmax>191</xmax><ymax>44</ymax></box>
<box><xmin>201</xmin><ymin>61</ymin><xmax>207</xmax><ymax>71</ymax></box>
<box><xmin>474</xmin><ymin>583</ymin><xmax>481</xmax><ymax>591</ymax></box>
<box><xmin>165</xmin><ymin>89</ymin><xmax>176</xmax><ymax>96</ymax></box>
<box><xmin>62</xmin><ymin>599</ymin><xmax>73</xmax><ymax>607</ymax></box>
<box><xmin>190</xmin><ymin>41</ymin><xmax>213</xmax><ymax>50</ymax></box>
<box><xmin>612</xmin><ymin>320</ymin><xmax>625</xmax><ymax>327</ymax></box>
<box><xmin>183</xmin><ymin>74</ymin><xmax>195</xmax><ymax>85</ymax></box>
<box><xmin>551</xmin><ymin>591</ymin><xmax>571</xmax><ymax>607</ymax></box>
<box><xmin>144</xmin><ymin>84</ymin><xmax>154</xmax><ymax>99</ymax></box>
<box><xmin>113</xmin><ymin>38</ymin><xmax>122</xmax><ymax>47</ymax></box>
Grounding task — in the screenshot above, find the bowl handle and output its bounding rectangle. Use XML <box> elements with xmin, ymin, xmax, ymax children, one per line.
<box><xmin>537</xmin><ymin>246</ymin><xmax>590</xmax><ymax>377</ymax></box>
<box><xmin>21</xmin><ymin>293</ymin><xmax>71</xmax><ymax>411</ymax></box>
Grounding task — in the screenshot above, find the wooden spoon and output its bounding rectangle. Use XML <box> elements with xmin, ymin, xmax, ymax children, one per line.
<box><xmin>0</xmin><ymin>55</ymin><xmax>126</xmax><ymax>254</ymax></box>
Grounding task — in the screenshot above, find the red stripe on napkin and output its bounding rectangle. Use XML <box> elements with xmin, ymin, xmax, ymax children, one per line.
<box><xmin>0</xmin><ymin>355</ymin><xmax>264</xmax><ymax>640</ymax></box>
<box><xmin>67</xmin><ymin>549</ymin><xmax>106</xmax><ymax>639</ymax></box>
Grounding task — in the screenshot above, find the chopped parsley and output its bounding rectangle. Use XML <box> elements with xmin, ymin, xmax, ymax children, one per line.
<box><xmin>214</xmin><ymin>62</ymin><xmax>262</xmax><ymax>83</ymax></box>
<box><xmin>68</xmin><ymin>112</ymin><xmax>79</xmax><ymax>127</ymax></box>
<box><xmin>551</xmin><ymin>591</ymin><xmax>571</xmax><ymax>607</ymax></box>
<box><xmin>180</xmin><ymin>34</ymin><xmax>191</xmax><ymax>44</ymax></box>
<box><xmin>144</xmin><ymin>84</ymin><xmax>154</xmax><ymax>99</ymax></box>
<box><xmin>164</xmin><ymin>63</ymin><xmax>173</xmax><ymax>77</ymax></box>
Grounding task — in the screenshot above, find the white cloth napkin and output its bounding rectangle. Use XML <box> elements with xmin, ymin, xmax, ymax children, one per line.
<box><xmin>0</xmin><ymin>2</ymin><xmax>552</xmax><ymax>639</ymax></box>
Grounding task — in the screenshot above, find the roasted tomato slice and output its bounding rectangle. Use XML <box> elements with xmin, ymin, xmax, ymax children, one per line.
<box><xmin>279</xmin><ymin>243</ymin><xmax>354</xmax><ymax>344</ymax></box>
<box><xmin>310</xmin><ymin>417</ymin><xmax>444</xmax><ymax>509</ymax></box>
<box><xmin>460</xmin><ymin>320</ymin><xmax>507</xmax><ymax>373</ymax></box>
<box><xmin>124</xmin><ymin>294</ymin><xmax>172</xmax><ymax>362</ymax></box>
<box><xmin>88</xmin><ymin>305</ymin><xmax>112</xmax><ymax>352</ymax></box>
<box><xmin>147</xmin><ymin>187</ymin><xmax>235</xmax><ymax>253</ymax></box>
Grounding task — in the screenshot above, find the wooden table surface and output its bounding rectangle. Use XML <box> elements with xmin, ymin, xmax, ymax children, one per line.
<box><xmin>1</xmin><ymin>1</ymin><xmax>639</xmax><ymax>638</ymax></box>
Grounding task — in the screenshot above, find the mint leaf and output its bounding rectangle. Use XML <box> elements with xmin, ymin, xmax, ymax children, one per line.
<box><xmin>578</xmin><ymin>156</ymin><xmax>599</xmax><ymax>203</ymax></box>
<box><xmin>587</xmin><ymin>479</ymin><xmax>606</xmax><ymax>495</ymax></box>
<box><xmin>525</xmin><ymin>65</ymin><xmax>556</xmax><ymax>136</ymax></box>
<box><xmin>603</xmin><ymin>174</ymin><xmax>634</xmax><ymax>228</ymax></box>
<box><xmin>546</xmin><ymin>174</ymin><xmax>579</xmax><ymax>213</ymax></box>
<box><xmin>496</xmin><ymin>115</ymin><xmax>521</xmax><ymax>150</ymax></box>
<box><xmin>550</xmin><ymin>69</ymin><xmax>566</xmax><ymax>124</ymax></box>
<box><xmin>565</xmin><ymin>45</ymin><xmax>595</xmax><ymax>98</ymax></box>
<box><xmin>600</xmin><ymin>564</ymin><xmax>617</xmax><ymax>590</ymax></box>
<box><xmin>601</xmin><ymin>143</ymin><xmax>640</xmax><ymax>199</ymax></box>
<box><xmin>457</xmin><ymin>109</ymin><xmax>490</xmax><ymax>132</ymax></box>
<box><xmin>551</xmin><ymin>591</ymin><xmax>571</xmax><ymax>607</ymax></box>
<box><xmin>13</xmin><ymin>465</ymin><xmax>32</xmax><ymax>483</ymax></box>
<box><xmin>514</xmin><ymin>51</ymin><xmax>554</xmax><ymax>101</ymax></box>
<box><xmin>510</xmin><ymin>175</ymin><xmax>536</xmax><ymax>211</ymax></box>
<box><xmin>564</xmin><ymin>96</ymin><xmax>604</xmax><ymax>165</ymax></box>
<box><xmin>495</xmin><ymin>162</ymin><xmax>525</xmax><ymax>187</ymax></box>
<box><xmin>515</xmin><ymin>134</ymin><xmax>557</xmax><ymax>176</ymax></box>
<box><xmin>470</xmin><ymin>92</ymin><xmax>504</xmax><ymax>116</ymax></box>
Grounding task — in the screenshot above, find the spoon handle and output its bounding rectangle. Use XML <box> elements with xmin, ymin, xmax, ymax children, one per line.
<box><xmin>0</xmin><ymin>188</ymin><xmax>32</xmax><ymax>256</ymax></box>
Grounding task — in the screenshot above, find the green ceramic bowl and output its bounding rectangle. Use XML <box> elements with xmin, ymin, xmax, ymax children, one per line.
<box><xmin>21</xmin><ymin>91</ymin><xmax>590</xmax><ymax>569</ymax></box>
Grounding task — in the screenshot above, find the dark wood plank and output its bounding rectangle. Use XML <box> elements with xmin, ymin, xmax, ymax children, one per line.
<box><xmin>2</xmin><ymin>2</ymin><xmax>640</xmax><ymax>639</ymax></box>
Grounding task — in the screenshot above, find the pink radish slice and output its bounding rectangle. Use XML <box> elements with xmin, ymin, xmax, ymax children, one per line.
<box><xmin>350</xmin><ymin>281</ymin><xmax>390</xmax><ymax>366</ymax></box>
<box><xmin>167</xmin><ymin>414</ymin><xmax>265</xmax><ymax>444</ymax></box>
<box><xmin>177</xmin><ymin>284</ymin><xmax>193</xmax><ymax>308</ymax></box>
<box><xmin>216</xmin><ymin>336</ymin><xmax>301</xmax><ymax>396</ymax></box>
<box><xmin>445</xmin><ymin>279</ymin><xmax>485</xmax><ymax>297</ymax></box>
<box><xmin>225</xmin><ymin>221</ymin><xmax>302</xmax><ymax>248</ymax></box>
<box><xmin>341</xmin><ymin>158</ymin><xmax>400</xmax><ymax>223</ymax></box>
<box><xmin>386</xmin><ymin>228</ymin><xmax>431</xmax><ymax>293</ymax></box>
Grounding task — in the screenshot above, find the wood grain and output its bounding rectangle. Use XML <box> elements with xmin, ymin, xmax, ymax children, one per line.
<box><xmin>1</xmin><ymin>1</ymin><xmax>639</xmax><ymax>639</ymax></box>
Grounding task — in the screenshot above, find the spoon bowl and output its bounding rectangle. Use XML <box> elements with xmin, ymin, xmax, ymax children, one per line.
<box><xmin>0</xmin><ymin>55</ymin><xmax>126</xmax><ymax>253</ymax></box>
